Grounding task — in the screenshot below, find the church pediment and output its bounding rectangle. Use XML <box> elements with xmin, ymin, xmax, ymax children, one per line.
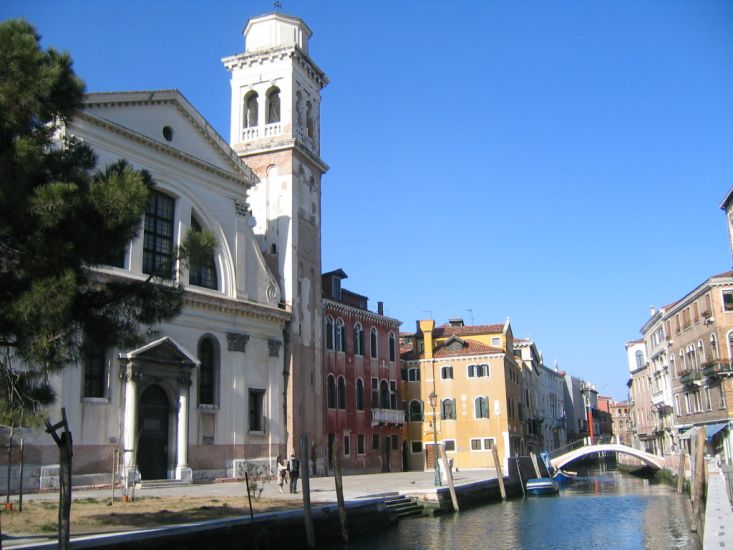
<box><xmin>120</xmin><ymin>336</ymin><xmax>198</xmax><ymax>367</ymax></box>
<box><xmin>80</xmin><ymin>90</ymin><xmax>257</xmax><ymax>185</ymax></box>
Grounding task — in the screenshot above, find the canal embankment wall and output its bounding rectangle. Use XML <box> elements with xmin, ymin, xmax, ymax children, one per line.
<box><xmin>403</xmin><ymin>456</ymin><xmax>549</xmax><ymax>511</ymax></box>
<box><xmin>9</xmin><ymin>499</ymin><xmax>395</xmax><ymax>550</ymax></box>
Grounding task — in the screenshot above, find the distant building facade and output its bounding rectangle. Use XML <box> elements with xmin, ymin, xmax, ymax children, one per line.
<box><xmin>639</xmin><ymin>305</ymin><xmax>676</xmax><ymax>455</ymax></box>
<box><xmin>610</xmin><ymin>400</ymin><xmax>632</xmax><ymax>445</ymax></box>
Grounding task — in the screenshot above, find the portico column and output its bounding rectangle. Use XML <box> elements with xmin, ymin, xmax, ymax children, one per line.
<box><xmin>122</xmin><ymin>364</ymin><xmax>140</xmax><ymax>482</ymax></box>
<box><xmin>175</xmin><ymin>373</ymin><xmax>192</xmax><ymax>481</ymax></box>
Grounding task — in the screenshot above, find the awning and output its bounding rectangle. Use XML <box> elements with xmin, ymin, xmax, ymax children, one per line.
<box><xmin>705</xmin><ymin>422</ymin><xmax>729</xmax><ymax>440</ymax></box>
<box><xmin>677</xmin><ymin>427</ymin><xmax>694</xmax><ymax>440</ymax></box>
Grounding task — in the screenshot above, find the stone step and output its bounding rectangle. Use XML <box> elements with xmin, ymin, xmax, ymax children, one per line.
<box><xmin>140</xmin><ymin>478</ymin><xmax>193</xmax><ymax>489</ymax></box>
<box><xmin>382</xmin><ymin>495</ymin><xmax>425</xmax><ymax>519</ymax></box>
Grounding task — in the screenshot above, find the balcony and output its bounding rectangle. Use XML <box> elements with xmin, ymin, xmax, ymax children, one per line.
<box><xmin>651</xmin><ymin>389</ymin><xmax>668</xmax><ymax>407</ymax></box>
<box><xmin>679</xmin><ymin>370</ymin><xmax>704</xmax><ymax>386</ymax></box>
<box><xmin>371</xmin><ymin>408</ymin><xmax>405</xmax><ymax>427</ymax></box>
<box><xmin>701</xmin><ymin>360</ymin><xmax>733</xmax><ymax>378</ymax></box>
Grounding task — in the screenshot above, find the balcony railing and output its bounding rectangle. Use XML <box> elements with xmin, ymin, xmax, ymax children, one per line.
<box><xmin>371</xmin><ymin>408</ymin><xmax>405</xmax><ymax>427</ymax></box>
<box><xmin>701</xmin><ymin>360</ymin><xmax>733</xmax><ymax>378</ymax></box>
<box><xmin>680</xmin><ymin>370</ymin><xmax>704</xmax><ymax>386</ymax></box>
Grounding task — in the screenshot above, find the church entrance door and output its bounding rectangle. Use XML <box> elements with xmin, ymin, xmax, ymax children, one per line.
<box><xmin>138</xmin><ymin>385</ymin><xmax>170</xmax><ymax>480</ymax></box>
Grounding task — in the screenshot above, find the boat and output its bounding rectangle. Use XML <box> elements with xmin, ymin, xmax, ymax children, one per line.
<box><xmin>552</xmin><ymin>469</ymin><xmax>577</xmax><ymax>484</ymax></box>
<box><xmin>526</xmin><ymin>477</ymin><xmax>560</xmax><ymax>495</ymax></box>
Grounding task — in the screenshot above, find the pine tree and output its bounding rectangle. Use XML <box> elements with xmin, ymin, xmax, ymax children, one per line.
<box><xmin>0</xmin><ymin>20</ymin><xmax>212</xmax><ymax>427</ymax></box>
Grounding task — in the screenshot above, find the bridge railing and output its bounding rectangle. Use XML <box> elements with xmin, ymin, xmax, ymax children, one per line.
<box><xmin>547</xmin><ymin>435</ymin><xmax>620</xmax><ymax>460</ymax></box>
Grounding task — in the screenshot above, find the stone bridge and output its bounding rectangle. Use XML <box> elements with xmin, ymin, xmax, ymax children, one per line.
<box><xmin>550</xmin><ymin>442</ymin><xmax>665</xmax><ymax>470</ymax></box>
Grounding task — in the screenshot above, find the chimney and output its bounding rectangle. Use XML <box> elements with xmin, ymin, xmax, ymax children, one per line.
<box><xmin>418</xmin><ymin>319</ymin><xmax>435</xmax><ymax>359</ymax></box>
<box><xmin>377</xmin><ymin>301</ymin><xmax>384</xmax><ymax>315</ymax></box>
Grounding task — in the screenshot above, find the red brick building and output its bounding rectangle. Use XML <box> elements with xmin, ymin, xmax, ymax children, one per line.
<box><xmin>322</xmin><ymin>269</ymin><xmax>404</xmax><ymax>474</ymax></box>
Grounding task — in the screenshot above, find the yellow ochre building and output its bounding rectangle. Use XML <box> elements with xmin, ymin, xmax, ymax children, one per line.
<box><xmin>401</xmin><ymin>318</ymin><xmax>523</xmax><ymax>473</ymax></box>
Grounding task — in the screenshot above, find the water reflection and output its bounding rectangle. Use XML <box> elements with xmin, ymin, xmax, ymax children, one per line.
<box><xmin>326</xmin><ymin>467</ymin><xmax>700</xmax><ymax>550</ymax></box>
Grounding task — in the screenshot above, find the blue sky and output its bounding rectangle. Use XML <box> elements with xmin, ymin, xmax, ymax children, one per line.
<box><xmin>4</xmin><ymin>0</ymin><xmax>733</xmax><ymax>401</ymax></box>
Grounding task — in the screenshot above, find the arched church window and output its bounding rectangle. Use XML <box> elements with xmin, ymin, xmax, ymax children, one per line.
<box><xmin>266</xmin><ymin>88</ymin><xmax>280</xmax><ymax>124</ymax></box>
<box><xmin>244</xmin><ymin>92</ymin><xmax>258</xmax><ymax>128</ymax></box>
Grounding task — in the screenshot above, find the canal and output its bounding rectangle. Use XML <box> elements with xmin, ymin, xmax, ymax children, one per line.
<box><xmin>327</xmin><ymin>466</ymin><xmax>701</xmax><ymax>549</ymax></box>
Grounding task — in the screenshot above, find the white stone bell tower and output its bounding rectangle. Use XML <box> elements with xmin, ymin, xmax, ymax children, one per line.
<box><xmin>223</xmin><ymin>12</ymin><xmax>328</xmax><ymax>469</ymax></box>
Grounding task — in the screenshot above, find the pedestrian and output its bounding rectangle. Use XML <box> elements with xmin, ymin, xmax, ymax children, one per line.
<box><xmin>276</xmin><ymin>455</ymin><xmax>288</xmax><ymax>493</ymax></box>
<box><xmin>288</xmin><ymin>453</ymin><xmax>300</xmax><ymax>494</ymax></box>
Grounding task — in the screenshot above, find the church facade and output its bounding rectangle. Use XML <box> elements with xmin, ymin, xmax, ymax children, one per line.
<box><xmin>7</xmin><ymin>11</ymin><xmax>333</xmax><ymax>489</ymax></box>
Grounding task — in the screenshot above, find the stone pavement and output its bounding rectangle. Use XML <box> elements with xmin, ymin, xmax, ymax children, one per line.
<box><xmin>702</xmin><ymin>461</ymin><xmax>733</xmax><ymax>549</ymax></box>
<box><xmin>12</xmin><ymin>467</ymin><xmax>498</xmax><ymax>504</ymax></box>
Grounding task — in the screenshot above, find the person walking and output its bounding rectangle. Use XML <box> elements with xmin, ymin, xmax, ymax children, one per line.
<box><xmin>276</xmin><ymin>455</ymin><xmax>288</xmax><ymax>493</ymax></box>
<box><xmin>288</xmin><ymin>453</ymin><xmax>300</xmax><ymax>494</ymax></box>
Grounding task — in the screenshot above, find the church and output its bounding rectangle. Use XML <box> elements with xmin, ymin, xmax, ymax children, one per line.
<box><xmin>13</xmin><ymin>11</ymin><xmax>329</xmax><ymax>488</ymax></box>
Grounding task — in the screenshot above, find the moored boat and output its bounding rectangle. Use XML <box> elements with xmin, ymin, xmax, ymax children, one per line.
<box><xmin>526</xmin><ymin>477</ymin><xmax>560</xmax><ymax>495</ymax></box>
<box><xmin>552</xmin><ymin>469</ymin><xmax>577</xmax><ymax>484</ymax></box>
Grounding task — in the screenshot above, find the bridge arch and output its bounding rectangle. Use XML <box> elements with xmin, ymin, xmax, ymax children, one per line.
<box><xmin>550</xmin><ymin>443</ymin><xmax>665</xmax><ymax>470</ymax></box>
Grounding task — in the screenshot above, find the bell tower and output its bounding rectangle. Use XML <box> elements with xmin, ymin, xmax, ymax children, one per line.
<box><xmin>223</xmin><ymin>12</ymin><xmax>329</xmax><ymax>467</ymax></box>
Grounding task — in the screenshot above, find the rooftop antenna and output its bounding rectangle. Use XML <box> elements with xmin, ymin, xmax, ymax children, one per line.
<box><xmin>274</xmin><ymin>0</ymin><xmax>282</xmax><ymax>12</ymax></box>
<box><xmin>467</xmin><ymin>309</ymin><xmax>474</xmax><ymax>325</ymax></box>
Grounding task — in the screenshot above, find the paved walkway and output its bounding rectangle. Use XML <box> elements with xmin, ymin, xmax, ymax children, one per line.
<box><xmin>703</xmin><ymin>461</ymin><xmax>733</xmax><ymax>549</ymax></box>
<box><xmin>13</xmin><ymin>468</ymin><xmax>498</xmax><ymax>504</ymax></box>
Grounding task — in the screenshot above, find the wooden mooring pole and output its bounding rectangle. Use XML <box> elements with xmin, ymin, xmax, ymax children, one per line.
<box><xmin>332</xmin><ymin>440</ymin><xmax>349</xmax><ymax>542</ymax></box>
<box><xmin>491</xmin><ymin>446</ymin><xmax>506</xmax><ymax>500</ymax></box>
<box><xmin>530</xmin><ymin>452</ymin><xmax>541</xmax><ymax>478</ymax></box>
<box><xmin>677</xmin><ymin>449</ymin><xmax>686</xmax><ymax>494</ymax></box>
<box><xmin>300</xmin><ymin>433</ymin><xmax>316</xmax><ymax>549</ymax></box>
<box><xmin>690</xmin><ymin>427</ymin><xmax>706</xmax><ymax>533</ymax></box>
<box><xmin>439</xmin><ymin>444</ymin><xmax>459</xmax><ymax>512</ymax></box>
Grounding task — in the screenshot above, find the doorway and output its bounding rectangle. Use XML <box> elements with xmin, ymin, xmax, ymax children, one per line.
<box><xmin>382</xmin><ymin>436</ymin><xmax>391</xmax><ymax>472</ymax></box>
<box><xmin>138</xmin><ymin>385</ymin><xmax>170</xmax><ymax>480</ymax></box>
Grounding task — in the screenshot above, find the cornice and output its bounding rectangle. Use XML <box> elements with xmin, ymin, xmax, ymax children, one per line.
<box><xmin>324</xmin><ymin>299</ymin><xmax>401</xmax><ymax>329</ymax></box>
<box><xmin>75</xmin><ymin>111</ymin><xmax>249</xmax><ymax>187</ymax></box>
<box><xmin>663</xmin><ymin>273</ymin><xmax>733</xmax><ymax>319</ymax></box>
<box><xmin>183</xmin><ymin>291</ymin><xmax>291</xmax><ymax>325</ymax></box>
<box><xmin>233</xmin><ymin>129</ymin><xmax>330</xmax><ymax>174</ymax></box>
<box><xmin>89</xmin><ymin>270</ymin><xmax>290</xmax><ymax>326</ymax></box>
<box><xmin>403</xmin><ymin>351</ymin><xmax>506</xmax><ymax>366</ymax></box>
<box><xmin>223</xmin><ymin>45</ymin><xmax>329</xmax><ymax>90</ymax></box>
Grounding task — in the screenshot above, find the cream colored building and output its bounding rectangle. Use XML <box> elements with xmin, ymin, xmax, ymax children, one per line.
<box><xmin>401</xmin><ymin>319</ymin><xmax>523</xmax><ymax>472</ymax></box>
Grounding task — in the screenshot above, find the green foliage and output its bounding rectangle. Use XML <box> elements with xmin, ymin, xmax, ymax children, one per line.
<box><xmin>0</xmin><ymin>20</ymin><xmax>212</xmax><ymax>428</ymax></box>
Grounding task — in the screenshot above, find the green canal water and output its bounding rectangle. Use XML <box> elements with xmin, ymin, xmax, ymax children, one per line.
<box><xmin>327</xmin><ymin>466</ymin><xmax>700</xmax><ymax>550</ymax></box>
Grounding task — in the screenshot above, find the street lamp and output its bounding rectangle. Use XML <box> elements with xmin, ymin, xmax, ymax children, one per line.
<box><xmin>429</xmin><ymin>391</ymin><xmax>441</xmax><ymax>486</ymax></box>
